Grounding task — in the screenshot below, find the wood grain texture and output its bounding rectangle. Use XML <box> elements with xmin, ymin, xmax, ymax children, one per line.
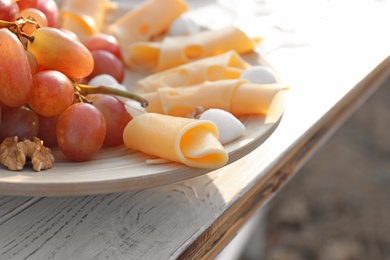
<box><xmin>0</xmin><ymin>197</ymin><xmax>42</xmax><ymax>225</ymax></box>
<box><xmin>0</xmin><ymin>179</ymin><xmax>225</xmax><ymax>260</ymax></box>
<box><xmin>0</xmin><ymin>0</ymin><xmax>389</xmax><ymax>259</ymax></box>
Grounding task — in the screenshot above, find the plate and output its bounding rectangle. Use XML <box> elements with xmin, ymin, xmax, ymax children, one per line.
<box><xmin>0</xmin><ymin>2</ymin><xmax>285</xmax><ymax>197</ymax></box>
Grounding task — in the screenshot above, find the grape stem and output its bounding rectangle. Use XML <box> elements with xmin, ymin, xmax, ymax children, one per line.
<box><xmin>0</xmin><ymin>18</ymin><xmax>149</xmax><ymax>108</ymax></box>
<box><xmin>0</xmin><ymin>17</ymin><xmax>40</xmax><ymax>42</ymax></box>
<box><xmin>76</xmin><ymin>84</ymin><xmax>149</xmax><ymax>108</ymax></box>
<box><xmin>0</xmin><ymin>20</ymin><xmax>14</xmax><ymax>27</ymax></box>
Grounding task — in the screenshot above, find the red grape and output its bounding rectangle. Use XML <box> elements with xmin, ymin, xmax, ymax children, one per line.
<box><xmin>86</xmin><ymin>94</ymin><xmax>132</xmax><ymax>146</ymax></box>
<box><xmin>86</xmin><ymin>50</ymin><xmax>124</xmax><ymax>83</ymax></box>
<box><xmin>0</xmin><ymin>0</ymin><xmax>19</xmax><ymax>22</ymax></box>
<box><xmin>16</xmin><ymin>0</ymin><xmax>38</xmax><ymax>11</ymax></box>
<box><xmin>83</xmin><ymin>33</ymin><xmax>122</xmax><ymax>60</ymax></box>
<box><xmin>37</xmin><ymin>114</ymin><xmax>59</xmax><ymax>147</ymax></box>
<box><xmin>0</xmin><ymin>29</ymin><xmax>33</xmax><ymax>107</ymax></box>
<box><xmin>0</xmin><ymin>102</ymin><xmax>12</xmax><ymax>113</ymax></box>
<box><xmin>19</xmin><ymin>8</ymin><xmax>48</xmax><ymax>35</ymax></box>
<box><xmin>27</xmin><ymin>27</ymin><xmax>94</xmax><ymax>79</ymax></box>
<box><xmin>28</xmin><ymin>70</ymin><xmax>74</xmax><ymax>117</ymax></box>
<box><xmin>36</xmin><ymin>0</ymin><xmax>58</xmax><ymax>27</ymax></box>
<box><xmin>0</xmin><ymin>106</ymin><xmax>39</xmax><ymax>142</ymax></box>
<box><xmin>60</xmin><ymin>28</ymin><xmax>80</xmax><ymax>42</ymax></box>
<box><xmin>56</xmin><ymin>103</ymin><xmax>106</xmax><ymax>161</ymax></box>
<box><xmin>25</xmin><ymin>50</ymin><xmax>39</xmax><ymax>75</ymax></box>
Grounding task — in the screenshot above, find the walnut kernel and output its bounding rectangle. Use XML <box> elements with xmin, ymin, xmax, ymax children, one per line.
<box><xmin>0</xmin><ymin>136</ymin><xmax>55</xmax><ymax>172</ymax></box>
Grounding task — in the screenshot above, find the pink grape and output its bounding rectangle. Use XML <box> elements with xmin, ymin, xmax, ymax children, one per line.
<box><xmin>19</xmin><ymin>8</ymin><xmax>48</xmax><ymax>35</ymax></box>
<box><xmin>60</xmin><ymin>28</ymin><xmax>80</xmax><ymax>42</ymax></box>
<box><xmin>56</xmin><ymin>103</ymin><xmax>106</xmax><ymax>162</ymax></box>
<box><xmin>16</xmin><ymin>0</ymin><xmax>38</xmax><ymax>11</ymax></box>
<box><xmin>83</xmin><ymin>33</ymin><xmax>122</xmax><ymax>60</ymax></box>
<box><xmin>25</xmin><ymin>50</ymin><xmax>39</xmax><ymax>75</ymax></box>
<box><xmin>36</xmin><ymin>0</ymin><xmax>58</xmax><ymax>27</ymax></box>
<box><xmin>86</xmin><ymin>50</ymin><xmax>124</xmax><ymax>83</ymax></box>
<box><xmin>28</xmin><ymin>70</ymin><xmax>74</xmax><ymax>117</ymax></box>
<box><xmin>86</xmin><ymin>94</ymin><xmax>132</xmax><ymax>146</ymax></box>
<box><xmin>0</xmin><ymin>0</ymin><xmax>19</xmax><ymax>22</ymax></box>
<box><xmin>0</xmin><ymin>106</ymin><xmax>39</xmax><ymax>142</ymax></box>
<box><xmin>0</xmin><ymin>29</ymin><xmax>33</xmax><ymax>107</ymax></box>
<box><xmin>27</xmin><ymin>27</ymin><xmax>94</xmax><ymax>79</ymax></box>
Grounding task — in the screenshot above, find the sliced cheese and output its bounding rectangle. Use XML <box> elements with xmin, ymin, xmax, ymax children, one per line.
<box><xmin>137</xmin><ymin>50</ymin><xmax>250</xmax><ymax>92</ymax></box>
<box><xmin>60</xmin><ymin>0</ymin><xmax>115</xmax><ymax>41</ymax></box>
<box><xmin>126</xmin><ymin>26</ymin><xmax>262</xmax><ymax>71</ymax></box>
<box><xmin>109</xmin><ymin>0</ymin><xmax>189</xmax><ymax>49</ymax></box>
<box><xmin>123</xmin><ymin>113</ymin><xmax>228</xmax><ymax>169</ymax></box>
<box><xmin>142</xmin><ymin>79</ymin><xmax>289</xmax><ymax>117</ymax></box>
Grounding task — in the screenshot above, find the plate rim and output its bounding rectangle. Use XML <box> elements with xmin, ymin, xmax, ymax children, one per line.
<box><xmin>0</xmin><ymin>3</ymin><xmax>286</xmax><ymax>196</ymax></box>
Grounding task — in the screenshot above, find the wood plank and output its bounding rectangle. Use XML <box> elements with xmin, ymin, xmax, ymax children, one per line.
<box><xmin>0</xmin><ymin>182</ymin><xmax>226</xmax><ymax>259</ymax></box>
<box><xmin>0</xmin><ymin>197</ymin><xmax>42</xmax><ymax>225</ymax></box>
<box><xmin>0</xmin><ymin>0</ymin><xmax>389</xmax><ymax>259</ymax></box>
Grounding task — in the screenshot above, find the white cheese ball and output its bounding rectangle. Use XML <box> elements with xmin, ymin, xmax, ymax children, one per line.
<box><xmin>199</xmin><ymin>108</ymin><xmax>245</xmax><ymax>144</ymax></box>
<box><xmin>88</xmin><ymin>74</ymin><xmax>127</xmax><ymax>91</ymax></box>
<box><xmin>168</xmin><ymin>15</ymin><xmax>200</xmax><ymax>36</ymax></box>
<box><xmin>240</xmin><ymin>66</ymin><xmax>278</xmax><ymax>84</ymax></box>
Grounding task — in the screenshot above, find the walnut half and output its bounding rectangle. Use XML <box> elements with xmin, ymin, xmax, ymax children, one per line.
<box><xmin>0</xmin><ymin>136</ymin><xmax>55</xmax><ymax>172</ymax></box>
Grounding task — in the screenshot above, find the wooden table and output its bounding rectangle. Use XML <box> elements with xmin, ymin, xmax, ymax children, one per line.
<box><xmin>1</xmin><ymin>0</ymin><xmax>390</xmax><ymax>259</ymax></box>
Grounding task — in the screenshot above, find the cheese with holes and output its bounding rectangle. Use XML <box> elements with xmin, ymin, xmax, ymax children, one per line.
<box><xmin>142</xmin><ymin>79</ymin><xmax>288</xmax><ymax>117</ymax></box>
<box><xmin>109</xmin><ymin>0</ymin><xmax>189</xmax><ymax>49</ymax></box>
<box><xmin>126</xmin><ymin>26</ymin><xmax>262</xmax><ymax>71</ymax></box>
<box><xmin>137</xmin><ymin>50</ymin><xmax>250</xmax><ymax>92</ymax></box>
<box><xmin>60</xmin><ymin>0</ymin><xmax>115</xmax><ymax>41</ymax></box>
<box><xmin>123</xmin><ymin>113</ymin><xmax>228</xmax><ymax>169</ymax></box>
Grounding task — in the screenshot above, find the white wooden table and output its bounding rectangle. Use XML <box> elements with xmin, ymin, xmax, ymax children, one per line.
<box><xmin>1</xmin><ymin>0</ymin><xmax>390</xmax><ymax>259</ymax></box>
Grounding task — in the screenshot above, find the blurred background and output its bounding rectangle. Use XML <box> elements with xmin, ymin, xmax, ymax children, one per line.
<box><xmin>210</xmin><ymin>0</ymin><xmax>390</xmax><ymax>259</ymax></box>
<box><xmin>262</xmin><ymin>76</ymin><xmax>390</xmax><ymax>259</ymax></box>
<box><xmin>217</xmin><ymin>75</ymin><xmax>390</xmax><ymax>260</ymax></box>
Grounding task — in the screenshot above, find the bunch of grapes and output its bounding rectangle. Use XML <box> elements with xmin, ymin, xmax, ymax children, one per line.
<box><xmin>0</xmin><ymin>0</ymin><xmax>147</xmax><ymax>162</ymax></box>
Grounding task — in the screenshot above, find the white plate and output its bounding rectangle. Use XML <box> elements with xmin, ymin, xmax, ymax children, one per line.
<box><xmin>0</xmin><ymin>2</ymin><xmax>285</xmax><ymax>196</ymax></box>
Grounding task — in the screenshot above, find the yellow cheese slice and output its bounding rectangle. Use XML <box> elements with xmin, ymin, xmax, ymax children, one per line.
<box><xmin>126</xmin><ymin>26</ymin><xmax>262</xmax><ymax>71</ymax></box>
<box><xmin>123</xmin><ymin>113</ymin><xmax>228</xmax><ymax>169</ymax></box>
<box><xmin>60</xmin><ymin>0</ymin><xmax>115</xmax><ymax>41</ymax></box>
<box><xmin>109</xmin><ymin>0</ymin><xmax>189</xmax><ymax>49</ymax></box>
<box><xmin>137</xmin><ymin>50</ymin><xmax>250</xmax><ymax>92</ymax></box>
<box><xmin>142</xmin><ymin>79</ymin><xmax>289</xmax><ymax>117</ymax></box>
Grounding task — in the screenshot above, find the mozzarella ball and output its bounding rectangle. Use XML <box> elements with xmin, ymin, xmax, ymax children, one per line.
<box><xmin>240</xmin><ymin>66</ymin><xmax>278</xmax><ymax>84</ymax></box>
<box><xmin>168</xmin><ymin>15</ymin><xmax>200</xmax><ymax>36</ymax></box>
<box><xmin>199</xmin><ymin>108</ymin><xmax>245</xmax><ymax>144</ymax></box>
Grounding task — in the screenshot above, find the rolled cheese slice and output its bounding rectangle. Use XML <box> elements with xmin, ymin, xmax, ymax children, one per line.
<box><xmin>125</xmin><ymin>26</ymin><xmax>262</xmax><ymax>71</ymax></box>
<box><xmin>60</xmin><ymin>0</ymin><xmax>115</xmax><ymax>41</ymax></box>
<box><xmin>109</xmin><ymin>0</ymin><xmax>189</xmax><ymax>48</ymax></box>
<box><xmin>123</xmin><ymin>113</ymin><xmax>228</xmax><ymax>169</ymax></box>
<box><xmin>142</xmin><ymin>79</ymin><xmax>289</xmax><ymax>117</ymax></box>
<box><xmin>137</xmin><ymin>50</ymin><xmax>250</xmax><ymax>92</ymax></box>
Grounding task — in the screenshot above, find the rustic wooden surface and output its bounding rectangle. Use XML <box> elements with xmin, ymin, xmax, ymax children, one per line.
<box><xmin>1</xmin><ymin>0</ymin><xmax>390</xmax><ymax>259</ymax></box>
